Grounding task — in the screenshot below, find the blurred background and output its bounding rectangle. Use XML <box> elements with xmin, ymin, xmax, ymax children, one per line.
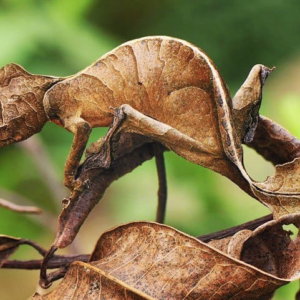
<box><xmin>0</xmin><ymin>0</ymin><xmax>300</xmax><ymax>299</ymax></box>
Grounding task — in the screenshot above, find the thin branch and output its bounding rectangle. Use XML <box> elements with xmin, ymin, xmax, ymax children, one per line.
<box><xmin>41</xmin><ymin>267</ymin><xmax>68</xmax><ymax>284</ymax></box>
<box><xmin>21</xmin><ymin>239</ymin><xmax>49</xmax><ymax>257</ymax></box>
<box><xmin>0</xmin><ymin>198</ymin><xmax>41</xmax><ymax>214</ymax></box>
<box><xmin>1</xmin><ymin>254</ymin><xmax>89</xmax><ymax>270</ymax></box>
<box><xmin>197</xmin><ymin>214</ymin><xmax>273</xmax><ymax>242</ymax></box>
<box><xmin>40</xmin><ymin>246</ymin><xmax>59</xmax><ymax>288</ymax></box>
<box><xmin>155</xmin><ymin>152</ymin><xmax>167</xmax><ymax>223</ymax></box>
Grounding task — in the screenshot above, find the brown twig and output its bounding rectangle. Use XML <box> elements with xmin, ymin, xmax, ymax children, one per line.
<box><xmin>0</xmin><ymin>198</ymin><xmax>41</xmax><ymax>214</ymax></box>
<box><xmin>1</xmin><ymin>254</ymin><xmax>89</xmax><ymax>270</ymax></box>
<box><xmin>21</xmin><ymin>239</ymin><xmax>49</xmax><ymax>256</ymax></box>
<box><xmin>155</xmin><ymin>152</ymin><xmax>167</xmax><ymax>224</ymax></box>
<box><xmin>197</xmin><ymin>214</ymin><xmax>273</xmax><ymax>242</ymax></box>
<box><xmin>40</xmin><ymin>246</ymin><xmax>58</xmax><ymax>288</ymax></box>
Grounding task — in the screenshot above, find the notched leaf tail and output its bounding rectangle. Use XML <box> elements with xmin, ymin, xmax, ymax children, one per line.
<box><xmin>232</xmin><ymin>64</ymin><xmax>275</xmax><ymax>144</ymax></box>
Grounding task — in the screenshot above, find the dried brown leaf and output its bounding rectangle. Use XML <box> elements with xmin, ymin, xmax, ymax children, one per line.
<box><xmin>37</xmin><ymin>222</ymin><xmax>290</xmax><ymax>300</ymax></box>
<box><xmin>249</xmin><ymin>116</ymin><xmax>300</xmax><ymax>165</ymax></box>
<box><xmin>45</xmin><ymin>38</ymin><xmax>278</xmax><ymax>251</ymax></box>
<box><xmin>207</xmin><ymin>213</ymin><xmax>300</xmax><ymax>280</ymax></box>
<box><xmin>5</xmin><ymin>38</ymin><xmax>300</xmax><ymax>294</ymax></box>
<box><xmin>241</xmin><ymin>214</ymin><xmax>300</xmax><ymax>279</ymax></box>
<box><xmin>33</xmin><ymin>261</ymin><xmax>156</xmax><ymax>300</ymax></box>
<box><xmin>208</xmin><ymin>229</ymin><xmax>252</xmax><ymax>259</ymax></box>
<box><xmin>251</xmin><ymin>158</ymin><xmax>300</xmax><ymax>219</ymax></box>
<box><xmin>0</xmin><ymin>63</ymin><xmax>60</xmax><ymax>147</ymax></box>
<box><xmin>0</xmin><ymin>235</ymin><xmax>22</xmax><ymax>267</ymax></box>
<box><xmin>0</xmin><ymin>37</ymin><xmax>281</xmax><ymax>248</ymax></box>
<box><xmin>40</xmin><ymin>37</ymin><xmax>271</xmax><ymax>194</ymax></box>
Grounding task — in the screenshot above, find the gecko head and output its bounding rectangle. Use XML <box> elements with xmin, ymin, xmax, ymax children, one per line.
<box><xmin>0</xmin><ymin>63</ymin><xmax>62</xmax><ymax>147</ymax></box>
<box><xmin>53</xmin><ymin>181</ymin><xmax>99</xmax><ymax>249</ymax></box>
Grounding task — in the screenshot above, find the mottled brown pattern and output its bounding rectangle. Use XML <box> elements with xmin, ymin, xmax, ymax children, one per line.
<box><xmin>249</xmin><ymin>116</ymin><xmax>300</xmax><ymax>165</ymax></box>
<box><xmin>34</xmin><ymin>261</ymin><xmax>155</xmax><ymax>300</ymax></box>
<box><xmin>36</xmin><ymin>222</ymin><xmax>290</xmax><ymax>300</ymax></box>
<box><xmin>41</xmin><ymin>37</ymin><xmax>257</xmax><ymax>193</ymax></box>
<box><xmin>0</xmin><ymin>36</ymin><xmax>270</xmax><ymax>196</ymax></box>
<box><xmin>37</xmin><ymin>37</ymin><xmax>279</xmax><ymax>251</ymax></box>
<box><xmin>3</xmin><ymin>36</ymin><xmax>300</xmax><ymax>299</ymax></box>
<box><xmin>93</xmin><ymin>223</ymin><xmax>266</xmax><ymax>300</ymax></box>
<box><xmin>44</xmin><ymin>38</ymin><xmax>222</xmax><ymax>149</ymax></box>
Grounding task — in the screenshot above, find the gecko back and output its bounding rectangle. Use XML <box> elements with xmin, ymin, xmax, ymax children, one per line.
<box><xmin>43</xmin><ymin>37</ymin><xmax>235</xmax><ymax>157</ymax></box>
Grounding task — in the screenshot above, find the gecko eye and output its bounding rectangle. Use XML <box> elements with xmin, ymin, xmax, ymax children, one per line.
<box><xmin>51</xmin><ymin>115</ymin><xmax>64</xmax><ymax>127</ymax></box>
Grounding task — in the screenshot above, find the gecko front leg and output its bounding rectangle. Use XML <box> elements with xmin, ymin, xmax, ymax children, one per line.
<box><xmin>64</xmin><ymin>117</ymin><xmax>92</xmax><ymax>190</ymax></box>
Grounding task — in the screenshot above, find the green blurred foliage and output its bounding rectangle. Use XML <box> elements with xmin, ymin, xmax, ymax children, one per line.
<box><xmin>89</xmin><ymin>0</ymin><xmax>300</xmax><ymax>84</ymax></box>
<box><xmin>0</xmin><ymin>0</ymin><xmax>300</xmax><ymax>299</ymax></box>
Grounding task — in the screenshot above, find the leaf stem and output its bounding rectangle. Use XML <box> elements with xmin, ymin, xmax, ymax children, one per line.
<box><xmin>1</xmin><ymin>254</ymin><xmax>89</xmax><ymax>270</ymax></box>
<box><xmin>155</xmin><ymin>152</ymin><xmax>167</xmax><ymax>224</ymax></box>
<box><xmin>197</xmin><ymin>214</ymin><xmax>273</xmax><ymax>242</ymax></box>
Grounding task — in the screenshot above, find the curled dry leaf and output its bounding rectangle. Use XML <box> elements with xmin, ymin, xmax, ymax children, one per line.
<box><xmin>36</xmin><ymin>220</ymin><xmax>300</xmax><ymax>300</ymax></box>
<box><xmin>247</xmin><ymin>116</ymin><xmax>300</xmax><ymax>219</ymax></box>
<box><xmin>209</xmin><ymin>213</ymin><xmax>300</xmax><ymax>281</ymax></box>
<box><xmin>0</xmin><ymin>235</ymin><xmax>23</xmax><ymax>267</ymax></box>
<box><xmin>2</xmin><ymin>37</ymin><xmax>297</xmax><ymax>247</ymax></box>
<box><xmin>0</xmin><ymin>63</ymin><xmax>60</xmax><ymax>147</ymax></box>
<box><xmin>208</xmin><ymin>229</ymin><xmax>253</xmax><ymax>259</ymax></box>
<box><xmin>52</xmin><ymin>111</ymin><xmax>300</xmax><ymax>252</ymax></box>
<box><xmin>50</xmin><ymin>38</ymin><xmax>295</xmax><ymax>257</ymax></box>
<box><xmin>4</xmin><ymin>37</ymin><xmax>300</xmax><ymax>293</ymax></box>
<box><xmin>42</xmin><ymin>36</ymin><xmax>261</xmax><ymax>191</ymax></box>
<box><xmin>0</xmin><ymin>235</ymin><xmax>47</xmax><ymax>268</ymax></box>
<box><xmin>252</xmin><ymin>158</ymin><xmax>300</xmax><ymax>219</ymax></box>
<box><xmin>249</xmin><ymin>116</ymin><xmax>300</xmax><ymax>165</ymax></box>
<box><xmin>242</xmin><ymin>214</ymin><xmax>300</xmax><ymax>280</ymax></box>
